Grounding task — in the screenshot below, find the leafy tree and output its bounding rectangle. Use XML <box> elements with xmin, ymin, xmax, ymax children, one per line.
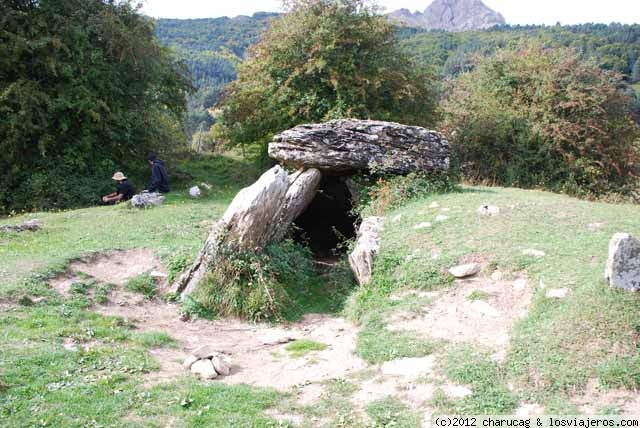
<box><xmin>442</xmin><ymin>46</ymin><xmax>639</xmax><ymax>197</ymax></box>
<box><xmin>214</xmin><ymin>0</ymin><xmax>438</xmax><ymax>151</ymax></box>
<box><xmin>0</xmin><ymin>0</ymin><xmax>192</xmax><ymax>212</ymax></box>
<box><xmin>633</xmin><ymin>58</ymin><xmax>640</xmax><ymax>83</ymax></box>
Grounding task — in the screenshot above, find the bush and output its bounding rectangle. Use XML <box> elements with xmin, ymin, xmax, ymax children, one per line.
<box><xmin>442</xmin><ymin>46</ymin><xmax>640</xmax><ymax>198</ymax></box>
<box><xmin>194</xmin><ymin>240</ymin><xmax>319</xmax><ymax>322</ymax></box>
<box><xmin>355</xmin><ymin>172</ymin><xmax>460</xmax><ymax>216</ymax></box>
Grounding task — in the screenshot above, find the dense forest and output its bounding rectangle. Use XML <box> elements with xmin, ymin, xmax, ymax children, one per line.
<box><xmin>155</xmin><ymin>16</ymin><xmax>640</xmax><ymax>145</ymax></box>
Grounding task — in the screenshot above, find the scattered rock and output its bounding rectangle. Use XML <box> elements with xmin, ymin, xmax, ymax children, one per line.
<box><xmin>259</xmin><ymin>332</ymin><xmax>295</xmax><ymax>346</ymax></box>
<box><xmin>211</xmin><ymin>356</ymin><xmax>231</xmax><ymax>376</ymax></box>
<box><xmin>477</xmin><ymin>205</ymin><xmax>500</xmax><ymax>216</ymax></box>
<box><xmin>149</xmin><ymin>271</ymin><xmax>168</xmax><ymax>279</ymax></box>
<box><xmin>189</xmin><ymin>186</ymin><xmax>201</xmax><ymax>198</ymax></box>
<box><xmin>545</xmin><ymin>288</ymin><xmax>570</xmax><ymax>299</ymax></box>
<box><xmin>429</xmin><ymin>202</ymin><xmax>440</xmax><ymax>209</ymax></box>
<box><xmin>513</xmin><ymin>278</ymin><xmax>527</xmax><ymax>291</ymax></box>
<box><xmin>392</xmin><ymin>214</ymin><xmax>403</xmax><ymax>223</ymax></box>
<box><xmin>200</xmin><ymin>182</ymin><xmax>213</xmax><ymax>191</ymax></box>
<box><xmin>414</xmin><ymin>222</ymin><xmax>432</xmax><ymax>230</ymax></box>
<box><xmin>380</xmin><ymin>356</ymin><xmax>435</xmax><ymax>378</ymax></box>
<box><xmin>522</xmin><ymin>249</ymin><xmax>546</xmax><ymax>257</ymax></box>
<box><xmin>270</xmin><ymin>119</ymin><xmax>450</xmax><ymax>175</ymax></box>
<box><xmin>449</xmin><ymin>263</ymin><xmax>481</xmax><ymax>278</ymax></box>
<box><xmin>349</xmin><ymin>217</ymin><xmax>384</xmax><ymax>286</ymax></box>
<box><xmin>435</xmin><ymin>215</ymin><xmax>449</xmax><ymax>222</ymax></box>
<box><xmin>491</xmin><ymin>270</ymin><xmax>503</xmax><ymax>281</ymax></box>
<box><xmin>131</xmin><ymin>192</ymin><xmax>165</xmax><ymax>208</ymax></box>
<box><xmin>605</xmin><ymin>233</ymin><xmax>640</xmax><ymax>292</ymax></box>
<box><xmin>190</xmin><ymin>359</ymin><xmax>218</xmax><ymax>379</ymax></box>
<box><xmin>0</xmin><ymin>219</ymin><xmax>42</xmax><ymax>233</ymax></box>
<box><xmin>182</xmin><ymin>355</ymin><xmax>199</xmax><ymax>370</ymax></box>
<box><xmin>191</xmin><ymin>345</ymin><xmax>219</xmax><ymax>360</ymax></box>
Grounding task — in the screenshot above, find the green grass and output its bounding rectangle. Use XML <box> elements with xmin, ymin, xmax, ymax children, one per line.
<box><xmin>467</xmin><ymin>290</ymin><xmax>489</xmax><ymax>301</ymax></box>
<box><xmin>348</xmin><ymin>185</ymin><xmax>640</xmax><ymax>411</ymax></box>
<box><xmin>133</xmin><ymin>332</ymin><xmax>177</xmax><ymax>348</ymax></box>
<box><xmin>367</xmin><ymin>397</ymin><xmax>421</xmax><ymax>427</ymax></box>
<box><xmin>285</xmin><ymin>339</ymin><xmax>328</xmax><ymax>357</ymax></box>
<box><xmin>125</xmin><ymin>273</ymin><xmax>158</xmax><ymax>299</ymax></box>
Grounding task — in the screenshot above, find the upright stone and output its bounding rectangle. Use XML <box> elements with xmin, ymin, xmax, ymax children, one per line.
<box><xmin>270</xmin><ymin>119</ymin><xmax>450</xmax><ymax>175</ymax></box>
<box><xmin>349</xmin><ymin>217</ymin><xmax>385</xmax><ymax>286</ymax></box>
<box><xmin>605</xmin><ymin>233</ymin><xmax>640</xmax><ymax>292</ymax></box>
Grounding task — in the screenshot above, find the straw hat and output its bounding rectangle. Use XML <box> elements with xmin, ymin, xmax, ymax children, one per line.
<box><xmin>112</xmin><ymin>172</ymin><xmax>126</xmax><ymax>181</ymax></box>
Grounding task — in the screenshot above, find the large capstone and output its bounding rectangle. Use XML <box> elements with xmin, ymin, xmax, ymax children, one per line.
<box><xmin>269</xmin><ymin>119</ymin><xmax>450</xmax><ymax>175</ymax></box>
<box><xmin>605</xmin><ymin>233</ymin><xmax>640</xmax><ymax>292</ymax></box>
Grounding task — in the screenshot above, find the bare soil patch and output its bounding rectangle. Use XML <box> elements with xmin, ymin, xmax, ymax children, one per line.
<box><xmin>572</xmin><ymin>379</ymin><xmax>640</xmax><ymax>415</ymax></box>
<box><xmin>388</xmin><ymin>272</ymin><xmax>533</xmax><ymax>356</ymax></box>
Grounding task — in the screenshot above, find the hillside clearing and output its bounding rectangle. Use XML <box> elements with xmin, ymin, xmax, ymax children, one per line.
<box><xmin>1</xmin><ymin>185</ymin><xmax>639</xmax><ymax>426</ymax></box>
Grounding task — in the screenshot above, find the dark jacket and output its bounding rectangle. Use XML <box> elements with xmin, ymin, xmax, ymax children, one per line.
<box><xmin>148</xmin><ymin>159</ymin><xmax>170</xmax><ymax>193</ymax></box>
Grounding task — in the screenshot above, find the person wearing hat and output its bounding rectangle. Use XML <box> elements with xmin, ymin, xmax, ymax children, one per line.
<box><xmin>101</xmin><ymin>172</ymin><xmax>136</xmax><ymax>205</ymax></box>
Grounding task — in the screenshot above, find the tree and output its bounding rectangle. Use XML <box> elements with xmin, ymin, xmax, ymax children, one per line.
<box><xmin>633</xmin><ymin>57</ymin><xmax>640</xmax><ymax>83</ymax></box>
<box><xmin>214</xmin><ymin>0</ymin><xmax>438</xmax><ymax>151</ymax></box>
<box><xmin>442</xmin><ymin>46</ymin><xmax>640</xmax><ymax>197</ymax></box>
<box><xmin>0</xmin><ymin>0</ymin><xmax>192</xmax><ymax>212</ymax></box>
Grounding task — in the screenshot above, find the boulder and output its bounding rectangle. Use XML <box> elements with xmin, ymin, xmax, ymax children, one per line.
<box><xmin>171</xmin><ymin>166</ymin><xmax>320</xmax><ymax>296</ymax></box>
<box><xmin>449</xmin><ymin>263</ymin><xmax>481</xmax><ymax>278</ymax></box>
<box><xmin>605</xmin><ymin>233</ymin><xmax>640</xmax><ymax>292</ymax></box>
<box><xmin>131</xmin><ymin>192</ymin><xmax>165</xmax><ymax>208</ymax></box>
<box><xmin>349</xmin><ymin>217</ymin><xmax>385</xmax><ymax>286</ymax></box>
<box><xmin>211</xmin><ymin>355</ymin><xmax>230</xmax><ymax>376</ymax></box>
<box><xmin>269</xmin><ymin>119</ymin><xmax>450</xmax><ymax>175</ymax></box>
<box><xmin>190</xmin><ymin>359</ymin><xmax>218</xmax><ymax>379</ymax></box>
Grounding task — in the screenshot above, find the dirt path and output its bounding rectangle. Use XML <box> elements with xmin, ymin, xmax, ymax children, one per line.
<box><xmin>46</xmin><ymin>249</ymin><xmax>640</xmax><ymax>425</ymax></box>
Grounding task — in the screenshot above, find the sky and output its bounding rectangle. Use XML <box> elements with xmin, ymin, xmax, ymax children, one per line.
<box><xmin>140</xmin><ymin>0</ymin><xmax>640</xmax><ymax>25</ymax></box>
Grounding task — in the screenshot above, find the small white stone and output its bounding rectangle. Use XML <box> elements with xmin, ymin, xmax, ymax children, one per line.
<box><xmin>392</xmin><ymin>214</ymin><xmax>403</xmax><ymax>223</ymax></box>
<box><xmin>431</xmin><ymin>248</ymin><xmax>441</xmax><ymax>260</ymax></box>
<box><xmin>545</xmin><ymin>288</ymin><xmax>570</xmax><ymax>299</ymax></box>
<box><xmin>522</xmin><ymin>249</ymin><xmax>546</xmax><ymax>257</ymax></box>
<box><xmin>449</xmin><ymin>263</ymin><xmax>481</xmax><ymax>278</ymax></box>
<box><xmin>189</xmin><ymin>186</ymin><xmax>202</xmax><ymax>198</ymax></box>
<box><xmin>190</xmin><ymin>359</ymin><xmax>218</xmax><ymax>379</ymax></box>
<box><xmin>588</xmin><ymin>222</ymin><xmax>604</xmax><ymax>232</ymax></box>
<box><xmin>414</xmin><ymin>222</ymin><xmax>432</xmax><ymax>230</ymax></box>
<box><xmin>149</xmin><ymin>271</ymin><xmax>167</xmax><ymax>279</ymax></box>
<box><xmin>477</xmin><ymin>205</ymin><xmax>500</xmax><ymax>216</ymax></box>
<box><xmin>429</xmin><ymin>202</ymin><xmax>440</xmax><ymax>209</ymax></box>
<box><xmin>491</xmin><ymin>271</ymin><xmax>503</xmax><ymax>281</ymax></box>
<box><xmin>435</xmin><ymin>215</ymin><xmax>449</xmax><ymax>222</ymax></box>
<box><xmin>441</xmin><ymin>208</ymin><xmax>451</xmax><ymax>213</ymax></box>
<box><xmin>513</xmin><ymin>278</ymin><xmax>527</xmax><ymax>291</ymax></box>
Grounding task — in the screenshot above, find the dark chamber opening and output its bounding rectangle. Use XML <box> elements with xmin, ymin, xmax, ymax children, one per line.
<box><xmin>292</xmin><ymin>176</ymin><xmax>358</xmax><ymax>259</ymax></box>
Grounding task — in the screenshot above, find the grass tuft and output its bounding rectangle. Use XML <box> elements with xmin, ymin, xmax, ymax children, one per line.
<box><xmin>125</xmin><ymin>273</ymin><xmax>157</xmax><ymax>299</ymax></box>
<box><xmin>285</xmin><ymin>340</ymin><xmax>327</xmax><ymax>357</ymax></box>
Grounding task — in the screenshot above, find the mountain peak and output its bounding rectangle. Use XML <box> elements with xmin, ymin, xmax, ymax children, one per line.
<box><xmin>388</xmin><ymin>0</ymin><xmax>506</xmax><ymax>31</ymax></box>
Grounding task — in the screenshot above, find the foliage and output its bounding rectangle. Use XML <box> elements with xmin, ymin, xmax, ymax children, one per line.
<box><xmin>125</xmin><ymin>273</ymin><xmax>157</xmax><ymax>299</ymax></box>
<box><xmin>356</xmin><ymin>172</ymin><xmax>460</xmax><ymax>217</ymax></box>
<box><xmin>633</xmin><ymin>58</ymin><xmax>640</xmax><ymax>83</ymax></box>
<box><xmin>194</xmin><ymin>239</ymin><xmax>320</xmax><ymax>322</ymax></box>
<box><xmin>214</xmin><ymin>0</ymin><xmax>438</xmax><ymax>151</ymax></box>
<box><xmin>441</xmin><ymin>46</ymin><xmax>640</xmax><ymax>197</ymax></box>
<box><xmin>0</xmin><ymin>0</ymin><xmax>192</xmax><ymax>213</ymax></box>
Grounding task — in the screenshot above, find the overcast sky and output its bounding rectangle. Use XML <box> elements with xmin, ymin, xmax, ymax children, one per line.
<box><xmin>140</xmin><ymin>0</ymin><xmax>640</xmax><ymax>25</ymax></box>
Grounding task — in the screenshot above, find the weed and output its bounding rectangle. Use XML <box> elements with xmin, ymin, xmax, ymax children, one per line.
<box><xmin>367</xmin><ymin>397</ymin><xmax>421</xmax><ymax>428</ymax></box>
<box><xmin>134</xmin><ymin>331</ymin><xmax>177</xmax><ymax>348</ymax></box>
<box><xmin>285</xmin><ymin>340</ymin><xmax>328</xmax><ymax>357</ymax></box>
<box><xmin>467</xmin><ymin>290</ymin><xmax>489</xmax><ymax>301</ymax></box>
<box><xmin>125</xmin><ymin>273</ymin><xmax>157</xmax><ymax>299</ymax></box>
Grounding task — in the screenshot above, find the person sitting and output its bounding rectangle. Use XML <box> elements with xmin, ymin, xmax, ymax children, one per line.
<box><xmin>101</xmin><ymin>172</ymin><xmax>135</xmax><ymax>205</ymax></box>
<box><xmin>146</xmin><ymin>152</ymin><xmax>170</xmax><ymax>193</ymax></box>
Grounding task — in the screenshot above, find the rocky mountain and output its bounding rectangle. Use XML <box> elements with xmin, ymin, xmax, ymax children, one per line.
<box><xmin>388</xmin><ymin>0</ymin><xmax>506</xmax><ymax>31</ymax></box>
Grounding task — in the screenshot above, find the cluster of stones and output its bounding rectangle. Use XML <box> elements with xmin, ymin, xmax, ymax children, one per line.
<box><xmin>0</xmin><ymin>219</ymin><xmax>41</xmax><ymax>233</ymax></box>
<box><xmin>171</xmin><ymin>119</ymin><xmax>451</xmax><ymax>295</ymax></box>
<box><xmin>182</xmin><ymin>345</ymin><xmax>232</xmax><ymax>380</ymax></box>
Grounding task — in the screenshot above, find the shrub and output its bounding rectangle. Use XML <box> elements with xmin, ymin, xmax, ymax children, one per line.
<box><xmin>442</xmin><ymin>46</ymin><xmax>640</xmax><ymax>198</ymax></box>
<box><xmin>194</xmin><ymin>240</ymin><xmax>318</xmax><ymax>322</ymax></box>
<box><xmin>125</xmin><ymin>273</ymin><xmax>157</xmax><ymax>299</ymax></box>
<box><xmin>356</xmin><ymin>172</ymin><xmax>460</xmax><ymax>216</ymax></box>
